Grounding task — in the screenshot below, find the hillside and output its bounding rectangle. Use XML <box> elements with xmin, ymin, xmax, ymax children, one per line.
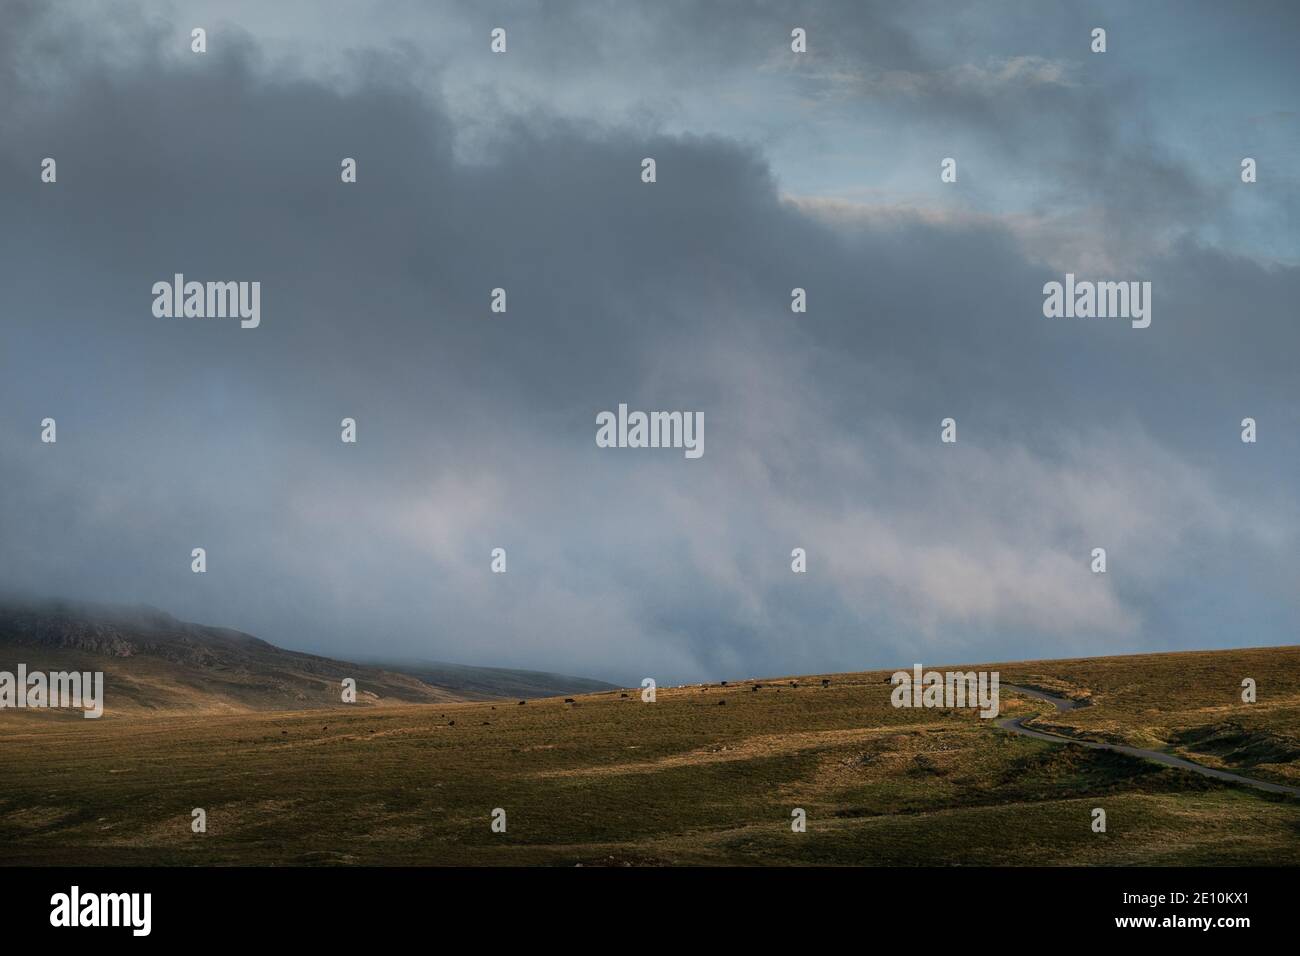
<box><xmin>2</xmin><ymin>644</ymin><xmax>1297</xmax><ymax>865</ymax></box>
<box><xmin>369</xmin><ymin>658</ymin><xmax>619</xmax><ymax>700</ymax></box>
<box><xmin>995</xmin><ymin>646</ymin><xmax>1300</xmax><ymax>786</ymax></box>
<box><xmin>0</xmin><ymin>599</ymin><xmax>457</xmax><ymax>715</ymax></box>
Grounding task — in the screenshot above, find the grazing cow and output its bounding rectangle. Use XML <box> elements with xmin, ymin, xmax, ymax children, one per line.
<box><xmin>620</xmin><ymin>693</ymin><xmax>629</xmax><ymax>698</ymax></box>
<box><xmin>518</xmin><ymin>700</ymin><xmax>527</xmax><ymax>705</ymax></box>
<box><xmin>821</xmin><ymin>679</ymin><xmax>830</xmax><ymax>688</ymax></box>
<box><xmin>721</xmin><ymin>681</ymin><xmax>728</xmax><ymax>686</ymax></box>
<box><xmin>752</xmin><ymin>685</ymin><xmax>760</xmax><ymax>692</ymax></box>
<box><xmin>448</xmin><ymin>720</ymin><xmax>455</xmax><ymax>726</ymax></box>
<box><xmin>718</xmin><ymin>699</ymin><xmax>727</xmax><ymax>706</ymax></box>
<box><xmin>565</xmin><ymin>698</ymin><xmax>576</xmax><ymax>703</ymax></box>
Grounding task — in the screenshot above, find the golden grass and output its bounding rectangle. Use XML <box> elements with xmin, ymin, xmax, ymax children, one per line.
<box><xmin>2</xmin><ymin>647</ymin><xmax>1297</xmax><ymax>865</ymax></box>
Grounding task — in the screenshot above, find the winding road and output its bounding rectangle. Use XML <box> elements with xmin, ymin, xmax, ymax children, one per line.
<box><xmin>998</xmin><ymin>683</ymin><xmax>1300</xmax><ymax>797</ymax></box>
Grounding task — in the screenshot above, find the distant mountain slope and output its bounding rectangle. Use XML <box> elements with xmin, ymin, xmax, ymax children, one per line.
<box><xmin>0</xmin><ymin>599</ymin><xmax>457</xmax><ymax>716</ymax></box>
<box><xmin>368</xmin><ymin>658</ymin><xmax>621</xmax><ymax>700</ymax></box>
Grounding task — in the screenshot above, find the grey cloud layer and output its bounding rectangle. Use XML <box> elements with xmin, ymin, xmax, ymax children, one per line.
<box><xmin>0</xmin><ymin>2</ymin><xmax>1296</xmax><ymax>683</ymax></box>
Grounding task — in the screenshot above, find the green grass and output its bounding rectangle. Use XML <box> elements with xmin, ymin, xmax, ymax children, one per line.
<box><xmin>2</xmin><ymin>649</ymin><xmax>1298</xmax><ymax>865</ymax></box>
<box><xmin>998</xmin><ymin>645</ymin><xmax>1300</xmax><ymax>786</ymax></box>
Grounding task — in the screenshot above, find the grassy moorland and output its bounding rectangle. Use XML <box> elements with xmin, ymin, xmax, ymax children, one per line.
<box><xmin>1</xmin><ymin>647</ymin><xmax>1297</xmax><ymax>866</ymax></box>
<box><xmin>998</xmin><ymin>646</ymin><xmax>1300</xmax><ymax>787</ymax></box>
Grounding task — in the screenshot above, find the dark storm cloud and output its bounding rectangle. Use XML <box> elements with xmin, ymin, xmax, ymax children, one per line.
<box><xmin>0</xmin><ymin>2</ymin><xmax>1296</xmax><ymax>683</ymax></box>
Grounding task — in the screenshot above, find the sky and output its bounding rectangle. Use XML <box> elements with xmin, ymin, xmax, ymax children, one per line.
<box><xmin>1</xmin><ymin>0</ymin><xmax>1297</xmax><ymax>685</ymax></box>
